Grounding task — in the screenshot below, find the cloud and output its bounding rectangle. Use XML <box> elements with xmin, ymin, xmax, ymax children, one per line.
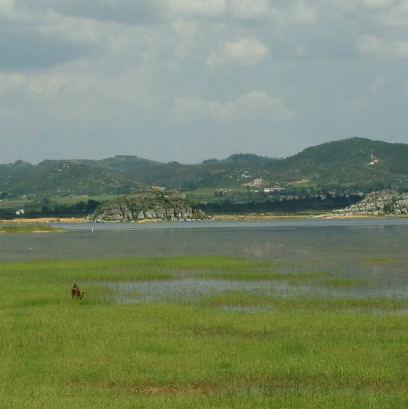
<box><xmin>0</xmin><ymin>28</ymin><xmax>91</xmax><ymax>70</ymax></box>
<box><xmin>0</xmin><ymin>0</ymin><xmax>407</xmax><ymax>165</ymax></box>
<box><xmin>229</xmin><ymin>0</ymin><xmax>271</xmax><ymax>20</ymax></box>
<box><xmin>14</xmin><ymin>0</ymin><xmax>164</xmax><ymax>25</ymax></box>
<box><xmin>168</xmin><ymin>0</ymin><xmax>227</xmax><ymax>18</ymax></box>
<box><xmin>0</xmin><ymin>2</ymin><xmax>166</xmax><ymax>72</ymax></box>
<box><xmin>357</xmin><ymin>35</ymin><xmax>408</xmax><ymax>58</ymax></box>
<box><xmin>207</xmin><ymin>38</ymin><xmax>268</xmax><ymax>69</ymax></box>
<box><xmin>28</xmin><ymin>73</ymin><xmax>69</xmax><ymax>97</ymax></box>
<box><xmin>167</xmin><ymin>0</ymin><xmax>318</xmax><ymax>26</ymax></box>
<box><xmin>172</xmin><ymin>91</ymin><xmax>293</xmax><ymax>124</ymax></box>
<box><xmin>370</xmin><ymin>2</ymin><xmax>408</xmax><ymax>25</ymax></box>
<box><xmin>0</xmin><ymin>0</ymin><xmax>14</xmax><ymax>16</ymax></box>
<box><xmin>361</xmin><ymin>0</ymin><xmax>394</xmax><ymax>8</ymax></box>
<box><xmin>0</xmin><ymin>73</ymin><xmax>24</xmax><ymax>94</ymax></box>
<box><xmin>172</xmin><ymin>19</ymin><xmax>198</xmax><ymax>58</ymax></box>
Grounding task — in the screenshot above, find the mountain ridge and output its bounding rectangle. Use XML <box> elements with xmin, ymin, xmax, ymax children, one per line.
<box><xmin>1</xmin><ymin>137</ymin><xmax>407</xmax><ymax>199</ymax></box>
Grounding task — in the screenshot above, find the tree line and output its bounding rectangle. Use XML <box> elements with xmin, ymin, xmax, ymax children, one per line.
<box><xmin>0</xmin><ymin>199</ymin><xmax>101</xmax><ymax>219</ymax></box>
<box><xmin>198</xmin><ymin>194</ymin><xmax>364</xmax><ymax>214</ymax></box>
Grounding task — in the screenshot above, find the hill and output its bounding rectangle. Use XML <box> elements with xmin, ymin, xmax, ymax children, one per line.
<box><xmin>2</xmin><ymin>160</ymin><xmax>143</xmax><ymax>198</ymax></box>
<box><xmin>1</xmin><ymin>138</ymin><xmax>407</xmax><ymax>201</ymax></box>
<box><xmin>264</xmin><ymin>137</ymin><xmax>408</xmax><ymax>191</ymax></box>
<box><xmin>85</xmin><ymin>153</ymin><xmax>274</xmax><ymax>190</ymax></box>
<box><xmin>87</xmin><ymin>190</ymin><xmax>207</xmax><ymax>222</ymax></box>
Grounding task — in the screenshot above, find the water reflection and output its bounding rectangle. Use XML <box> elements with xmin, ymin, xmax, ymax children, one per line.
<box><xmin>103</xmin><ymin>276</ymin><xmax>408</xmax><ymax>304</ymax></box>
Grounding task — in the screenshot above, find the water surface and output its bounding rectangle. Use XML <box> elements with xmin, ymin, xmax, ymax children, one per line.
<box><xmin>1</xmin><ymin>219</ymin><xmax>408</xmax><ymax>301</ymax></box>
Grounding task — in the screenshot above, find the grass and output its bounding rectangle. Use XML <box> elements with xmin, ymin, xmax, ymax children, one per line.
<box><xmin>362</xmin><ymin>257</ymin><xmax>397</xmax><ymax>263</ymax></box>
<box><xmin>53</xmin><ymin>194</ymin><xmax>121</xmax><ymax>205</ymax></box>
<box><xmin>0</xmin><ymin>198</ymin><xmax>33</xmax><ymax>209</ymax></box>
<box><xmin>319</xmin><ymin>278</ymin><xmax>369</xmax><ymax>288</ymax></box>
<box><xmin>2</xmin><ymin>256</ymin><xmax>408</xmax><ymax>408</ymax></box>
<box><xmin>0</xmin><ymin>224</ymin><xmax>64</xmax><ymax>233</ymax></box>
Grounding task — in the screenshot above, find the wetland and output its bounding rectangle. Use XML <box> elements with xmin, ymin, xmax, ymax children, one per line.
<box><xmin>2</xmin><ymin>219</ymin><xmax>408</xmax><ymax>408</ymax></box>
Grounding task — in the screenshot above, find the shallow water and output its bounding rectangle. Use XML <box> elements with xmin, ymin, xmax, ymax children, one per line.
<box><xmin>1</xmin><ymin>219</ymin><xmax>408</xmax><ymax>301</ymax></box>
<box><xmin>102</xmin><ymin>276</ymin><xmax>406</xmax><ymax>305</ymax></box>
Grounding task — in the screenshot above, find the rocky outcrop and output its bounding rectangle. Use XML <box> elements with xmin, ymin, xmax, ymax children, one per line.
<box><xmin>86</xmin><ymin>190</ymin><xmax>207</xmax><ymax>222</ymax></box>
<box><xmin>329</xmin><ymin>190</ymin><xmax>408</xmax><ymax>216</ymax></box>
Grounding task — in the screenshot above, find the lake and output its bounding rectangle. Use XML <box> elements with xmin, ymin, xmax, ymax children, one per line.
<box><xmin>1</xmin><ymin>219</ymin><xmax>408</xmax><ymax>300</ymax></box>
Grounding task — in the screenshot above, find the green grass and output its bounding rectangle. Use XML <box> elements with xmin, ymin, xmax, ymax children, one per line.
<box><xmin>319</xmin><ymin>278</ymin><xmax>369</xmax><ymax>288</ymax></box>
<box><xmin>53</xmin><ymin>194</ymin><xmax>121</xmax><ymax>205</ymax></box>
<box><xmin>0</xmin><ymin>198</ymin><xmax>33</xmax><ymax>209</ymax></box>
<box><xmin>362</xmin><ymin>257</ymin><xmax>397</xmax><ymax>263</ymax></box>
<box><xmin>2</xmin><ymin>256</ymin><xmax>408</xmax><ymax>408</ymax></box>
<box><xmin>0</xmin><ymin>224</ymin><xmax>63</xmax><ymax>233</ymax></box>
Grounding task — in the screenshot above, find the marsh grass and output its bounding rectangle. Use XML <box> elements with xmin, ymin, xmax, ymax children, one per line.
<box><xmin>2</xmin><ymin>256</ymin><xmax>408</xmax><ymax>408</ymax></box>
<box><xmin>198</xmin><ymin>290</ymin><xmax>408</xmax><ymax>313</ymax></box>
<box><xmin>362</xmin><ymin>257</ymin><xmax>397</xmax><ymax>263</ymax></box>
<box><xmin>319</xmin><ymin>278</ymin><xmax>369</xmax><ymax>288</ymax></box>
<box><xmin>0</xmin><ymin>224</ymin><xmax>62</xmax><ymax>233</ymax></box>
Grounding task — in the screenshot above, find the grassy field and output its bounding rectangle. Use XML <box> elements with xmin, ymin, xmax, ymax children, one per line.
<box><xmin>2</xmin><ymin>256</ymin><xmax>408</xmax><ymax>408</ymax></box>
<box><xmin>0</xmin><ymin>225</ymin><xmax>64</xmax><ymax>233</ymax></box>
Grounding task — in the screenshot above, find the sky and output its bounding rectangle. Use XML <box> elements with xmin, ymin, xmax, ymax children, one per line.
<box><xmin>1</xmin><ymin>0</ymin><xmax>407</xmax><ymax>165</ymax></box>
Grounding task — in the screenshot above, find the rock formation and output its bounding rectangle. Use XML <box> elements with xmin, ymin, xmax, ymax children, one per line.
<box><xmin>86</xmin><ymin>190</ymin><xmax>207</xmax><ymax>222</ymax></box>
<box><xmin>330</xmin><ymin>190</ymin><xmax>408</xmax><ymax>216</ymax></box>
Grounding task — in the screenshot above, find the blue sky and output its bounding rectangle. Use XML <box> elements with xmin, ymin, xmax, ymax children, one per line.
<box><xmin>1</xmin><ymin>0</ymin><xmax>407</xmax><ymax>164</ymax></box>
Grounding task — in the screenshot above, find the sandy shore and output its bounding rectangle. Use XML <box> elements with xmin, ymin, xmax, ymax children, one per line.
<box><xmin>0</xmin><ymin>217</ymin><xmax>87</xmax><ymax>224</ymax></box>
<box><xmin>210</xmin><ymin>213</ymin><xmax>379</xmax><ymax>221</ymax></box>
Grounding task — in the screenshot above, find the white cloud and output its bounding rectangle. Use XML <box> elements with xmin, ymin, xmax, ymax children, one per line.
<box><xmin>357</xmin><ymin>35</ymin><xmax>408</xmax><ymax>58</ymax></box>
<box><xmin>0</xmin><ymin>0</ymin><xmax>14</xmax><ymax>15</ymax></box>
<box><xmin>28</xmin><ymin>74</ymin><xmax>69</xmax><ymax>96</ymax></box>
<box><xmin>172</xmin><ymin>91</ymin><xmax>293</xmax><ymax>123</ymax></box>
<box><xmin>267</xmin><ymin>1</ymin><xmax>317</xmax><ymax>26</ymax></box>
<box><xmin>357</xmin><ymin>35</ymin><xmax>385</xmax><ymax>54</ymax></box>
<box><xmin>168</xmin><ymin>0</ymin><xmax>227</xmax><ymax>18</ymax></box>
<box><xmin>168</xmin><ymin>0</ymin><xmax>317</xmax><ymax>26</ymax></box>
<box><xmin>0</xmin><ymin>73</ymin><xmax>24</xmax><ymax>94</ymax></box>
<box><xmin>361</xmin><ymin>0</ymin><xmax>394</xmax><ymax>8</ymax></box>
<box><xmin>229</xmin><ymin>0</ymin><xmax>270</xmax><ymax>19</ymax></box>
<box><xmin>292</xmin><ymin>2</ymin><xmax>317</xmax><ymax>24</ymax></box>
<box><xmin>207</xmin><ymin>37</ymin><xmax>268</xmax><ymax>69</ymax></box>
<box><xmin>0</xmin><ymin>0</ymin><xmax>407</xmax><ymax>164</ymax></box>
<box><xmin>371</xmin><ymin>2</ymin><xmax>408</xmax><ymax>25</ymax></box>
<box><xmin>172</xmin><ymin>19</ymin><xmax>198</xmax><ymax>58</ymax></box>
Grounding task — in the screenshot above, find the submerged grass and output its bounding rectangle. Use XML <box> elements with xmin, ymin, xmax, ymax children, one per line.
<box><xmin>2</xmin><ymin>255</ymin><xmax>408</xmax><ymax>408</ymax></box>
<box><xmin>198</xmin><ymin>291</ymin><xmax>408</xmax><ymax>313</ymax></box>
<box><xmin>319</xmin><ymin>278</ymin><xmax>369</xmax><ymax>288</ymax></box>
<box><xmin>362</xmin><ymin>257</ymin><xmax>397</xmax><ymax>264</ymax></box>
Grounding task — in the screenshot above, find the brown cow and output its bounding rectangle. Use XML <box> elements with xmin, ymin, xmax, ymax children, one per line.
<box><xmin>71</xmin><ymin>283</ymin><xmax>84</xmax><ymax>299</ymax></box>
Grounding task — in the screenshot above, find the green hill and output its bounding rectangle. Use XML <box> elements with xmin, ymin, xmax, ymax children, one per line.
<box><xmin>4</xmin><ymin>160</ymin><xmax>143</xmax><ymax>198</ymax></box>
<box><xmin>264</xmin><ymin>137</ymin><xmax>408</xmax><ymax>191</ymax></box>
<box><xmin>84</xmin><ymin>153</ymin><xmax>274</xmax><ymax>190</ymax></box>
<box><xmin>0</xmin><ymin>137</ymin><xmax>407</xmax><ymax>200</ymax></box>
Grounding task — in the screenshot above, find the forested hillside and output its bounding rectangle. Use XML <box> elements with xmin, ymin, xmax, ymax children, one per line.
<box><xmin>1</xmin><ymin>138</ymin><xmax>407</xmax><ymax>201</ymax></box>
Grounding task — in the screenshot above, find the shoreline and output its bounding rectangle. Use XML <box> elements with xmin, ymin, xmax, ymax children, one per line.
<box><xmin>0</xmin><ymin>214</ymin><xmax>404</xmax><ymax>224</ymax></box>
<box><xmin>0</xmin><ymin>217</ymin><xmax>87</xmax><ymax>224</ymax></box>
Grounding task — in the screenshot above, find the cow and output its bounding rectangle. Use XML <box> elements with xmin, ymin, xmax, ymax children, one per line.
<box><xmin>71</xmin><ymin>283</ymin><xmax>85</xmax><ymax>299</ymax></box>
